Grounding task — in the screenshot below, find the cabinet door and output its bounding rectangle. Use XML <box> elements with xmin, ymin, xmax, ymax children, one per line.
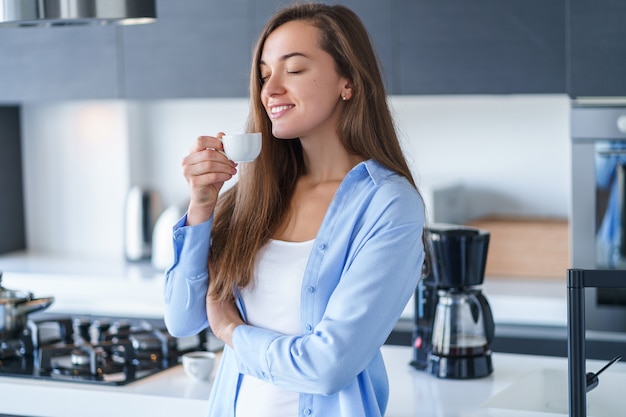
<box><xmin>568</xmin><ymin>0</ymin><xmax>626</xmax><ymax>97</ymax></box>
<box><xmin>121</xmin><ymin>0</ymin><xmax>253</xmax><ymax>98</ymax></box>
<box><xmin>0</xmin><ymin>27</ymin><xmax>119</xmax><ymax>101</ymax></box>
<box><xmin>0</xmin><ymin>106</ymin><xmax>26</xmax><ymax>254</ymax></box>
<box><xmin>393</xmin><ymin>0</ymin><xmax>566</xmax><ymax>95</ymax></box>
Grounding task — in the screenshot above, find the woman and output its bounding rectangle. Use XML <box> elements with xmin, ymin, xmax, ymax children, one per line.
<box><xmin>164</xmin><ymin>3</ymin><xmax>425</xmax><ymax>416</ymax></box>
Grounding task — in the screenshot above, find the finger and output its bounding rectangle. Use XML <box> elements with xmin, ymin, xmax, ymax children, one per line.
<box><xmin>183</xmin><ymin>151</ymin><xmax>237</xmax><ymax>179</ymax></box>
<box><xmin>190</xmin><ymin>133</ymin><xmax>226</xmax><ymax>153</ymax></box>
<box><xmin>183</xmin><ymin>147</ymin><xmax>223</xmax><ymax>166</ymax></box>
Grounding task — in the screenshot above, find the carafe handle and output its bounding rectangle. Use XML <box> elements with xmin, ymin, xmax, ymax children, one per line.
<box><xmin>475</xmin><ymin>292</ymin><xmax>495</xmax><ymax>344</ymax></box>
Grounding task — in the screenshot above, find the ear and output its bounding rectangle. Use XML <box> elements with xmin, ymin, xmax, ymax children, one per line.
<box><xmin>341</xmin><ymin>80</ymin><xmax>354</xmax><ymax>101</ymax></box>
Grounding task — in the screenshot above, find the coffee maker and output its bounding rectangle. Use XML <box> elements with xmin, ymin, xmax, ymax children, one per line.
<box><xmin>411</xmin><ymin>224</ymin><xmax>495</xmax><ymax>379</ymax></box>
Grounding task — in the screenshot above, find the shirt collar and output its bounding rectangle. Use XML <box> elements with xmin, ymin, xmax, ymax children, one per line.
<box><xmin>354</xmin><ymin>159</ymin><xmax>394</xmax><ymax>186</ymax></box>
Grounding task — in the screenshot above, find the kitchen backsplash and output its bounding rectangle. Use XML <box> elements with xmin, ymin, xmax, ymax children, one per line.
<box><xmin>19</xmin><ymin>94</ymin><xmax>569</xmax><ymax>258</ymax></box>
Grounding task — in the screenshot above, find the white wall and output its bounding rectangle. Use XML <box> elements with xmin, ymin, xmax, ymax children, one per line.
<box><xmin>20</xmin><ymin>94</ymin><xmax>570</xmax><ymax>258</ymax></box>
<box><xmin>391</xmin><ymin>95</ymin><xmax>570</xmax><ymax>220</ymax></box>
<box><xmin>21</xmin><ymin>101</ymin><xmax>131</xmax><ymax>257</ymax></box>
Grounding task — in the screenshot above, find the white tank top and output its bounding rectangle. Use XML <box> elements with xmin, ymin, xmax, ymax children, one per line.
<box><xmin>235</xmin><ymin>239</ymin><xmax>314</xmax><ymax>417</ymax></box>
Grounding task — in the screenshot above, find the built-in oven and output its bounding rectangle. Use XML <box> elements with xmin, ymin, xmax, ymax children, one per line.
<box><xmin>571</xmin><ymin>101</ymin><xmax>626</xmax><ymax>332</ymax></box>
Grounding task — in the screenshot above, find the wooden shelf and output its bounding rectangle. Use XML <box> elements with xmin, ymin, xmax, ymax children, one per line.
<box><xmin>465</xmin><ymin>216</ymin><xmax>570</xmax><ymax>279</ymax></box>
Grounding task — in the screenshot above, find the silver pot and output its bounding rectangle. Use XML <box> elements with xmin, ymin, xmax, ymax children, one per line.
<box><xmin>0</xmin><ymin>271</ymin><xmax>54</xmax><ymax>340</ymax></box>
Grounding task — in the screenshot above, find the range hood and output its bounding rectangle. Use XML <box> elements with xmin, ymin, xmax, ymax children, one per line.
<box><xmin>0</xmin><ymin>0</ymin><xmax>156</xmax><ymax>27</ymax></box>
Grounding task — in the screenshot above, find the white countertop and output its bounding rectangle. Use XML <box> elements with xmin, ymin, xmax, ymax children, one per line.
<box><xmin>0</xmin><ymin>253</ymin><xmax>585</xmax><ymax>416</ymax></box>
<box><xmin>0</xmin><ymin>253</ymin><xmax>167</xmax><ymax>318</ymax></box>
<box><xmin>0</xmin><ymin>252</ymin><xmax>569</xmax><ymax>328</ymax></box>
<box><xmin>385</xmin><ymin>346</ymin><xmax>626</xmax><ymax>417</ymax></box>
<box><xmin>1</xmin><ymin>345</ymin><xmax>625</xmax><ymax>417</ymax></box>
<box><xmin>0</xmin><ymin>361</ymin><xmax>212</xmax><ymax>417</ymax></box>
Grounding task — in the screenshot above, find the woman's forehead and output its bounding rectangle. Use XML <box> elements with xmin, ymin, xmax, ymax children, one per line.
<box><xmin>260</xmin><ymin>20</ymin><xmax>321</xmax><ymax>63</ymax></box>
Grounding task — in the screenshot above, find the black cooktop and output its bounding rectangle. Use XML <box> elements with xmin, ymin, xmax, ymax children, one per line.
<box><xmin>0</xmin><ymin>313</ymin><xmax>215</xmax><ymax>385</ymax></box>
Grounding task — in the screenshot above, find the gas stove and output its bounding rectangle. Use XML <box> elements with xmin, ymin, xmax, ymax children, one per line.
<box><xmin>0</xmin><ymin>313</ymin><xmax>217</xmax><ymax>385</ymax></box>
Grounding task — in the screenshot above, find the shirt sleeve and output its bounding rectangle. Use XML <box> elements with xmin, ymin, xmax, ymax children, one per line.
<box><xmin>232</xmin><ymin>191</ymin><xmax>425</xmax><ymax>395</ymax></box>
<box><xmin>163</xmin><ymin>213</ymin><xmax>213</xmax><ymax>337</ymax></box>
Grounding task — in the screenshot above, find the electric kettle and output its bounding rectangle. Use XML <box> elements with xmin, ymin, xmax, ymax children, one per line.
<box><xmin>124</xmin><ymin>186</ymin><xmax>162</xmax><ymax>262</ymax></box>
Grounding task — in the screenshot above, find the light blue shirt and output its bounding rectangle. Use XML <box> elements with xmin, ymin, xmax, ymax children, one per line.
<box><xmin>164</xmin><ymin>159</ymin><xmax>425</xmax><ymax>417</ymax></box>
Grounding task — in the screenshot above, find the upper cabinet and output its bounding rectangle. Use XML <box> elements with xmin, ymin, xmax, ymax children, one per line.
<box><xmin>122</xmin><ymin>0</ymin><xmax>394</xmax><ymax>99</ymax></box>
<box><xmin>568</xmin><ymin>0</ymin><xmax>626</xmax><ymax>98</ymax></box>
<box><xmin>1</xmin><ymin>0</ymin><xmax>625</xmax><ymax>100</ymax></box>
<box><xmin>0</xmin><ymin>0</ymin><xmax>257</xmax><ymax>101</ymax></box>
<box><xmin>392</xmin><ymin>0</ymin><xmax>566</xmax><ymax>95</ymax></box>
<box><xmin>0</xmin><ymin>26</ymin><xmax>120</xmax><ymax>101</ymax></box>
<box><xmin>121</xmin><ymin>0</ymin><xmax>253</xmax><ymax>98</ymax></box>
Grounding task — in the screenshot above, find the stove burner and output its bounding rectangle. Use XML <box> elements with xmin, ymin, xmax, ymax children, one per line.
<box><xmin>70</xmin><ymin>348</ymin><xmax>92</xmax><ymax>366</ymax></box>
<box><xmin>0</xmin><ymin>322</ymin><xmax>36</xmax><ymax>360</ymax></box>
<box><xmin>0</xmin><ymin>314</ymin><xmax>213</xmax><ymax>385</ymax></box>
<box><xmin>0</xmin><ymin>340</ymin><xmax>27</xmax><ymax>360</ymax></box>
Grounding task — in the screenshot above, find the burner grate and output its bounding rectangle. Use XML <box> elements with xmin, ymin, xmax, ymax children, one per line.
<box><xmin>0</xmin><ymin>314</ymin><xmax>211</xmax><ymax>385</ymax></box>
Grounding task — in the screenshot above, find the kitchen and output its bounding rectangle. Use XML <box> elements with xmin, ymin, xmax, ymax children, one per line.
<box><xmin>0</xmin><ymin>0</ymin><xmax>625</xmax><ymax>416</ymax></box>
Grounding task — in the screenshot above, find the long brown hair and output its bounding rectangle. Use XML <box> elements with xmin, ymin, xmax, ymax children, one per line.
<box><xmin>209</xmin><ymin>3</ymin><xmax>419</xmax><ymax>301</ymax></box>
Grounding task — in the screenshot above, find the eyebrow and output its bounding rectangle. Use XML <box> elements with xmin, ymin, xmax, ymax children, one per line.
<box><xmin>259</xmin><ymin>52</ymin><xmax>309</xmax><ymax>66</ymax></box>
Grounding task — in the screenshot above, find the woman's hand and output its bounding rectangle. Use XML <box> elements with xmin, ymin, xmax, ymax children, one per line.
<box><xmin>182</xmin><ymin>133</ymin><xmax>238</xmax><ymax>225</ymax></box>
<box><xmin>206</xmin><ymin>292</ymin><xmax>244</xmax><ymax>348</ymax></box>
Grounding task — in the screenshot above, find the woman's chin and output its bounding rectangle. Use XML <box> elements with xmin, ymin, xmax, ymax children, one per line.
<box><xmin>271</xmin><ymin>128</ymin><xmax>298</xmax><ymax>140</ymax></box>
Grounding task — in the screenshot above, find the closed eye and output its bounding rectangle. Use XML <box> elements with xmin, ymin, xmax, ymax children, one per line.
<box><xmin>260</xmin><ymin>74</ymin><xmax>270</xmax><ymax>84</ymax></box>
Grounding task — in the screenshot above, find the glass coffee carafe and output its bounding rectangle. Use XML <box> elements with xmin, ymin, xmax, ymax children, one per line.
<box><xmin>431</xmin><ymin>289</ymin><xmax>494</xmax><ymax>359</ymax></box>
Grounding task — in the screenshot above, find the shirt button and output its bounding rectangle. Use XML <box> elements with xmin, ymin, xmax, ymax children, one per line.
<box><xmin>303</xmin><ymin>408</ymin><xmax>312</xmax><ymax>415</ymax></box>
<box><xmin>317</xmin><ymin>243</ymin><xmax>326</xmax><ymax>251</ymax></box>
<box><xmin>306</xmin><ymin>286</ymin><xmax>314</xmax><ymax>293</ymax></box>
<box><xmin>305</xmin><ymin>324</ymin><xmax>313</xmax><ymax>332</ymax></box>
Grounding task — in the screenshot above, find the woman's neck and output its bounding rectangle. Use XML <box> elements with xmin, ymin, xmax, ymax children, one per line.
<box><xmin>299</xmin><ymin>136</ymin><xmax>365</xmax><ymax>184</ymax></box>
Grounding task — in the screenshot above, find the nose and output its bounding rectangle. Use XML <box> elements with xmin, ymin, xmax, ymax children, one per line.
<box><xmin>261</xmin><ymin>73</ymin><xmax>285</xmax><ymax>98</ymax></box>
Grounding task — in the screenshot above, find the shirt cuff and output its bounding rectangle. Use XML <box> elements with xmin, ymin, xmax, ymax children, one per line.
<box><xmin>232</xmin><ymin>324</ymin><xmax>280</xmax><ymax>382</ymax></box>
<box><xmin>170</xmin><ymin>213</ymin><xmax>213</xmax><ymax>276</ymax></box>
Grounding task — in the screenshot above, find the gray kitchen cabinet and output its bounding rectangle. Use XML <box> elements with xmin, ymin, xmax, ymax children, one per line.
<box><xmin>0</xmin><ymin>0</ymin><xmax>594</xmax><ymax>100</ymax></box>
<box><xmin>0</xmin><ymin>106</ymin><xmax>26</xmax><ymax>254</ymax></box>
<box><xmin>392</xmin><ymin>0</ymin><xmax>566</xmax><ymax>95</ymax></box>
<box><xmin>122</xmin><ymin>0</ymin><xmax>393</xmax><ymax>98</ymax></box>
<box><xmin>568</xmin><ymin>0</ymin><xmax>626</xmax><ymax>98</ymax></box>
<box><xmin>0</xmin><ymin>26</ymin><xmax>119</xmax><ymax>101</ymax></box>
<box><xmin>121</xmin><ymin>0</ymin><xmax>253</xmax><ymax>98</ymax></box>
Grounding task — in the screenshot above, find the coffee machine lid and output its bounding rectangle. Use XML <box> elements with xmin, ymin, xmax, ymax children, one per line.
<box><xmin>425</xmin><ymin>223</ymin><xmax>490</xmax><ymax>288</ymax></box>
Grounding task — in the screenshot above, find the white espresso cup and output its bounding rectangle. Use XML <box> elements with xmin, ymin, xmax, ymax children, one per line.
<box><xmin>182</xmin><ymin>351</ymin><xmax>216</xmax><ymax>382</ymax></box>
<box><xmin>221</xmin><ymin>132</ymin><xmax>262</xmax><ymax>162</ymax></box>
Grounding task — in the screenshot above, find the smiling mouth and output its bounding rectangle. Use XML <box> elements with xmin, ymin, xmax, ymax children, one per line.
<box><xmin>270</xmin><ymin>105</ymin><xmax>294</xmax><ymax>117</ymax></box>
